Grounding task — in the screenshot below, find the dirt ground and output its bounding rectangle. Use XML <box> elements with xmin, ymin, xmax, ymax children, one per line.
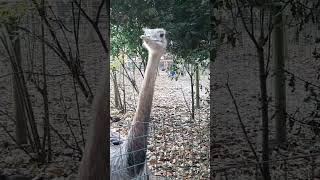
<box><xmin>0</xmin><ymin>36</ymin><xmax>210</xmax><ymax>179</ymax></box>
<box><xmin>0</xmin><ymin>3</ymin><xmax>212</xmax><ymax>180</ymax></box>
<box><xmin>111</xmin><ymin>69</ymin><xmax>210</xmax><ymax>179</ymax></box>
<box><xmin>0</xmin><ymin>35</ymin><xmax>105</xmax><ymax>180</ymax></box>
<box><xmin>212</xmin><ymin>24</ymin><xmax>320</xmax><ymax>179</ymax></box>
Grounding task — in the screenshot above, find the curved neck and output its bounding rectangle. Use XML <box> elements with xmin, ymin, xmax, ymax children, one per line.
<box><xmin>126</xmin><ymin>51</ymin><xmax>162</xmax><ymax>176</ymax></box>
<box><xmin>134</xmin><ymin>52</ymin><xmax>162</xmax><ymax>124</ymax></box>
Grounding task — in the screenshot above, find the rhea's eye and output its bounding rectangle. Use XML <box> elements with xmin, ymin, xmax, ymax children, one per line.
<box><xmin>160</xmin><ymin>33</ymin><xmax>164</xmax><ymax>38</ymax></box>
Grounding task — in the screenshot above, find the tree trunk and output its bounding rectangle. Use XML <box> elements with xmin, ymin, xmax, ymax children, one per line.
<box><xmin>195</xmin><ymin>65</ymin><xmax>200</xmax><ymax>109</ymax></box>
<box><xmin>113</xmin><ymin>71</ymin><xmax>119</xmax><ymax>108</ymax></box>
<box><xmin>133</xmin><ymin>57</ymin><xmax>136</xmax><ymax>82</ymax></box>
<box><xmin>87</xmin><ymin>0</ymin><xmax>97</xmax><ymax>42</ymax></box>
<box><xmin>209</xmin><ymin>48</ymin><xmax>216</xmax><ymax>180</ymax></box>
<box><xmin>112</xmin><ymin>69</ymin><xmax>122</xmax><ymax>109</ymax></box>
<box><xmin>273</xmin><ymin>5</ymin><xmax>287</xmax><ymax>146</ymax></box>
<box><xmin>122</xmin><ymin>53</ymin><xmax>126</xmax><ymax>112</ymax></box>
<box><xmin>12</xmin><ymin>29</ymin><xmax>27</xmax><ymax>145</ymax></box>
<box><xmin>190</xmin><ymin>65</ymin><xmax>195</xmax><ymax>120</ymax></box>
<box><xmin>257</xmin><ymin>46</ymin><xmax>271</xmax><ymax>180</ymax></box>
<box><xmin>3</xmin><ymin>26</ymin><xmax>41</xmax><ymax>158</ymax></box>
<box><xmin>41</xmin><ymin>0</ymin><xmax>51</xmax><ymax>162</ymax></box>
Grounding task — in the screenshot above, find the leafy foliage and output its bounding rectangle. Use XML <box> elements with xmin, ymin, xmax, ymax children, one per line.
<box><xmin>111</xmin><ymin>0</ymin><xmax>210</xmax><ymax>70</ymax></box>
<box><xmin>0</xmin><ymin>1</ymin><xmax>29</xmax><ymax>26</ymax></box>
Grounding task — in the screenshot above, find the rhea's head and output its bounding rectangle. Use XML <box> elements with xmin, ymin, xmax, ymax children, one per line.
<box><xmin>140</xmin><ymin>28</ymin><xmax>167</xmax><ymax>54</ymax></box>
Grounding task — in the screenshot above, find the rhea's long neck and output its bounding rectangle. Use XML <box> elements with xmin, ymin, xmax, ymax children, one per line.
<box><xmin>126</xmin><ymin>51</ymin><xmax>162</xmax><ymax>176</ymax></box>
<box><xmin>134</xmin><ymin>52</ymin><xmax>162</xmax><ymax>125</ymax></box>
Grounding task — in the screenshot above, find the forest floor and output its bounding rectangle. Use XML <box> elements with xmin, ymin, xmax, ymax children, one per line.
<box><xmin>0</xmin><ymin>40</ymin><xmax>104</xmax><ymax>180</ymax></box>
<box><xmin>212</xmin><ymin>26</ymin><xmax>320</xmax><ymax>179</ymax></box>
<box><xmin>110</xmin><ymin>70</ymin><xmax>210</xmax><ymax>179</ymax></box>
<box><xmin>0</xmin><ymin>46</ymin><xmax>210</xmax><ymax>180</ymax></box>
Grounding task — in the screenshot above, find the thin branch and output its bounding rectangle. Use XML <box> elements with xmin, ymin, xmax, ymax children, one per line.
<box><xmin>284</xmin><ymin>69</ymin><xmax>320</xmax><ymax>89</ymax></box>
<box><xmin>0</xmin><ymin>72</ymin><xmax>72</xmax><ymax>79</ymax></box>
<box><xmin>49</xmin><ymin>123</ymin><xmax>82</xmax><ymax>154</ymax></box>
<box><xmin>72</xmin><ymin>75</ymin><xmax>85</xmax><ymax>148</ymax></box>
<box><xmin>235</xmin><ymin>0</ymin><xmax>259</xmax><ymax>48</ymax></box>
<box><xmin>59</xmin><ymin>83</ymin><xmax>83</xmax><ymax>154</ymax></box>
<box><xmin>73</xmin><ymin>0</ymin><xmax>108</xmax><ymax>54</ymax></box>
<box><xmin>225</xmin><ymin>74</ymin><xmax>263</xmax><ymax>174</ymax></box>
<box><xmin>95</xmin><ymin>0</ymin><xmax>105</xmax><ymax>26</ymax></box>
<box><xmin>17</xmin><ymin>25</ymin><xmax>66</xmax><ymax>63</ymax></box>
<box><xmin>180</xmin><ymin>87</ymin><xmax>192</xmax><ymax>117</ymax></box>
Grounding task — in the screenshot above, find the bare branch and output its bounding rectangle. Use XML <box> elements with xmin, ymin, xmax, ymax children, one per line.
<box><xmin>225</xmin><ymin>74</ymin><xmax>263</xmax><ymax>174</ymax></box>
<box><xmin>96</xmin><ymin>0</ymin><xmax>105</xmax><ymax>26</ymax></box>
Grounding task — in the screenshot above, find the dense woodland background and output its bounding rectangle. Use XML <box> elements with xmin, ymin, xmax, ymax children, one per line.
<box><xmin>2</xmin><ymin>0</ymin><xmax>319</xmax><ymax>180</ymax></box>
<box><xmin>0</xmin><ymin>0</ymin><xmax>108</xmax><ymax>179</ymax></box>
<box><xmin>211</xmin><ymin>0</ymin><xmax>320</xmax><ymax>179</ymax></box>
<box><xmin>0</xmin><ymin>0</ymin><xmax>211</xmax><ymax>179</ymax></box>
<box><xmin>110</xmin><ymin>0</ymin><xmax>210</xmax><ymax>178</ymax></box>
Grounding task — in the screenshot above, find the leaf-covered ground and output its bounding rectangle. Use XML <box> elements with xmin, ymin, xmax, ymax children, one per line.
<box><xmin>0</xmin><ymin>38</ymin><xmax>209</xmax><ymax>179</ymax></box>
<box><xmin>212</xmin><ymin>24</ymin><xmax>320</xmax><ymax>179</ymax></box>
<box><xmin>111</xmin><ymin>70</ymin><xmax>210</xmax><ymax>179</ymax></box>
<box><xmin>0</xmin><ymin>38</ymin><xmax>105</xmax><ymax>179</ymax></box>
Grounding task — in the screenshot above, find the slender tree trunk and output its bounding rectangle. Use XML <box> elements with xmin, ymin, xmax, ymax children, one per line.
<box><xmin>273</xmin><ymin>5</ymin><xmax>287</xmax><ymax>146</ymax></box>
<box><xmin>209</xmin><ymin>49</ymin><xmax>216</xmax><ymax>180</ymax></box>
<box><xmin>189</xmin><ymin>65</ymin><xmax>195</xmax><ymax>119</ymax></box>
<box><xmin>112</xmin><ymin>69</ymin><xmax>122</xmax><ymax>109</ymax></box>
<box><xmin>113</xmin><ymin>71</ymin><xmax>119</xmax><ymax>108</ymax></box>
<box><xmin>41</xmin><ymin>0</ymin><xmax>51</xmax><ymax>162</ymax></box>
<box><xmin>106</xmin><ymin>0</ymin><xmax>110</xmax><ymax>175</ymax></box>
<box><xmin>122</xmin><ymin>53</ymin><xmax>126</xmax><ymax>112</ymax></box>
<box><xmin>2</xmin><ymin>26</ymin><xmax>41</xmax><ymax>158</ymax></box>
<box><xmin>87</xmin><ymin>0</ymin><xmax>97</xmax><ymax>42</ymax></box>
<box><xmin>195</xmin><ymin>65</ymin><xmax>200</xmax><ymax>109</ymax></box>
<box><xmin>257</xmin><ymin>46</ymin><xmax>270</xmax><ymax>180</ymax></box>
<box><xmin>133</xmin><ymin>57</ymin><xmax>136</xmax><ymax>82</ymax></box>
<box><xmin>12</xmin><ymin>28</ymin><xmax>27</xmax><ymax>145</ymax></box>
<box><xmin>191</xmin><ymin>76</ymin><xmax>195</xmax><ymax>119</ymax></box>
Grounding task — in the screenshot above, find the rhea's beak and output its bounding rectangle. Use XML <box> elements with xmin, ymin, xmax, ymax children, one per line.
<box><xmin>140</xmin><ymin>35</ymin><xmax>147</xmax><ymax>39</ymax></box>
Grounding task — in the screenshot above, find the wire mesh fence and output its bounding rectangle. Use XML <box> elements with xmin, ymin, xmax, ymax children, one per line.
<box><xmin>110</xmin><ymin>67</ymin><xmax>210</xmax><ymax>179</ymax></box>
<box><xmin>1</xmin><ymin>1</ymin><xmax>210</xmax><ymax>179</ymax></box>
<box><xmin>110</xmin><ymin>121</ymin><xmax>155</xmax><ymax>179</ymax></box>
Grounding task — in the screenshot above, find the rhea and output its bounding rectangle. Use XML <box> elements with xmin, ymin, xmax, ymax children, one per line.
<box><xmin>79</xmin><ymin>28</ymin><xmax>167</xmax><ymax>180</ymax></box>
